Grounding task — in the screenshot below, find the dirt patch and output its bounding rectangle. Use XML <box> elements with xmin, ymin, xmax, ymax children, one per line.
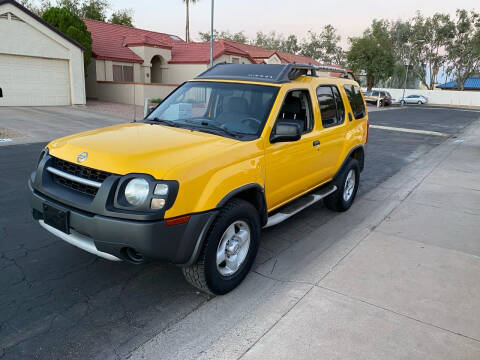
<box><xmin>0</xmin><ymin>127</ymin><xmax>23</xmax><ymax>139</ymax></box>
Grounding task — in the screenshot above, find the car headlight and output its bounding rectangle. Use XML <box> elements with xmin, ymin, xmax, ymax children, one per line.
<box><xmin>116</xmin><ymin>176</ymin><xmax>178</xmax><ymax>212</ymax></box>
<box><xmin>125</xmin><ymin>178</ymin><xmax>150</xmax><ymax>206</ymax></box>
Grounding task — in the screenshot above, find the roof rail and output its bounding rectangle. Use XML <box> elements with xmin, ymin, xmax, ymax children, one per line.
<box><xmin>195</xmin><ymin>63</ymin><xmax>349</xmax><ymax>84</ymax></box>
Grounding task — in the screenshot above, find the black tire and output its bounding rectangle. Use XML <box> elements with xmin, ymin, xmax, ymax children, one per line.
<box><xmin>400</xmin><ymin>100</ymin><xmax>405</xmax><ymax>105</ymax></box>
<box><xmin>324</xmin><ymin>158</ymin><xmax>360</xmax><ymax>212</ymax></box>
<box><xmin>182</xmin><ymin>198</ymin><xmax>261</xmax><ymax>295</ymax></box>
<box><xmin>417</xmin><ymin>100</ymin><xmax>422</xmax><ymax>104</ymax></box>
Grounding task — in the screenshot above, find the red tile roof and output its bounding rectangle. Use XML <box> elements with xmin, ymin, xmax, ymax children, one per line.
<box><xmin>83</xmin><ymin>18</ymin><xmax>184</xmax><ymax>63</ymax></box>
<box><xmin>82</xmin><ymin>19</ymin><xmax>337</xmax><ymax>69</ymax></box>
<box><xmin>169</xmin><ymin>40</ymin><xmax>256</xmax><ymax>64</ymax></box>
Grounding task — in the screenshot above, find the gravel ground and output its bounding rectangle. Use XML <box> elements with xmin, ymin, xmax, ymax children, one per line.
<box><xmin>84</xmin><ymin>100</ymin><xmax>144</xmax><ymax>120</ymax></box>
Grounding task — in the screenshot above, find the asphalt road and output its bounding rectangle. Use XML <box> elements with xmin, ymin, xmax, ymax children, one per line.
<box><xmin>0</xmin><ymin>107</ymin><xmax>478</xmax><ymax>359</ymax></box>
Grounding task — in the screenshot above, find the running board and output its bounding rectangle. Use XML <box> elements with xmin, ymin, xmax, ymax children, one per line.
<box><xmin>263</xmin><ymin>185</ymin><xmax>337</xmax><ymax>228</ymax></box>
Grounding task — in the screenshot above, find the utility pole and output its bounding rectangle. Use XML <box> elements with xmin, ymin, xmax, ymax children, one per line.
<box><xmin>402</xmin><ymin>39</ymin><xmax>425</xmax><ymax>104</ymax></box>
<box><xmin>210</xmin><ymin>0</ymin><xmax>214</xmax><ymax>67</ymax></box>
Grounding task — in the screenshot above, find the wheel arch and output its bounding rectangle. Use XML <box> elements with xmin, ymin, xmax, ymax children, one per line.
<box><xmin>334</xmin><ymin>145</ymin><xmax>365</xmax><ymax>181</ymax></box>
<box><xmin>182</xmin><ymin>183</ymin><xmax>267</xmax><ymax>268</ymax></box>
<box><xmin>217</xmin><ymin>183</ymin><xmax>268</xmax><ymax>226</ymax></box>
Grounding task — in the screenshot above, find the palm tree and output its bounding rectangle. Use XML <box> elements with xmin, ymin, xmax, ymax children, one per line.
<box><xmin>182</xmin><ymin>0</ymin><xmax>198</xmax><ymax>42</ymax></box>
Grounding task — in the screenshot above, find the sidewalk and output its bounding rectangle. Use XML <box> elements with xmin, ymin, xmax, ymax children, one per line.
<box><xmin>131</xmin><ymin>120</ymin><xmax>480</xmax><ymax>359</ymax></box>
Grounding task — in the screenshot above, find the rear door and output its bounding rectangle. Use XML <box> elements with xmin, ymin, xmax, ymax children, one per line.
<box><xmin>314</xmin><ymin>85</ymin><xmax>348</xmax><ymax>179</ymax></box>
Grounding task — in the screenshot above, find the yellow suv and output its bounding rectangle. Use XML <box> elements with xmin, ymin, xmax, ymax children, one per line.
<box><xmin>29</xmin><ymin>64</ymin><xmax>369</xmax><ymax>295</ymax></box>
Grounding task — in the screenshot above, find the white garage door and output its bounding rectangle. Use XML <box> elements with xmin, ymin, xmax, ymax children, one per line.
<box><xmin>0</xmin><ymin>54</ymin><xmax>71</xmax><ymax>106</ymax></box>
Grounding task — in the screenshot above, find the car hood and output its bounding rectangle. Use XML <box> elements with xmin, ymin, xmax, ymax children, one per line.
<box><xmin>47</xmin><ymin>122</ymin><xmax>238</xmax><ymax>179</ymax></box>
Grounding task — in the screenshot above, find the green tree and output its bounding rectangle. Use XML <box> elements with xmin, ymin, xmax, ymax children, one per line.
<box><xmin>252</xmin><ymin>32</ymin><xmax>300</xmax><ymax>54</ymax></box>
<box><xmin>446</xmin><ymin>9</ymin><xmax>480</xmax><ymax>90</ymax></box>
<box><xmin>42</xmin><ymin>7</ymin><xmax>92</xmax><ymax>75</ymax></box>
<box><xmin>182</xmin><ymin>0</ymin><xmax>198</xmax><ymax>42</ymax></box>
<box><xmin>281</xmin><ymin>34</ymin><xmax>300</xmax><ymax>54</ymax></box>
<box><xmin>410</xmin><ymin>12</ymin><xmax>455</xmax><ymax>89</ymax></box>
<box><xmin>81</xmin><ymin>0</ymin><xmax>108</xmax><ymax>21</ymax></box>
<box><xmin>57</xmin><ymin>0</ymin><xmax>81</xmax><ymax>16</ymax></box>
<box><xmin>110</xmin><ymin>9</ymin><xmax>133</xmax><ymax>27</ymax></box>
<box><xmin>347</xmin><ymin>20</ymin><xmax>395</xmax><ymax>90</ymax></box>
<box><xmin>20</xmin><ymin>0</ymin><xmax>53</xmax><ymax>16</ymax></box>
<box><xmin>253</xmin><ymin>31</ymin><xmax>283</xmax><ymax>51</ymax></box>
<box><xmin>300</xmin><ymin>25</ymin><xmax>344</xmax><ymax>65</ymax></box>
<box><xmin>198</xmin><ymin>29</ymin><xmax>247</xmax><ymax>43</ymax></box>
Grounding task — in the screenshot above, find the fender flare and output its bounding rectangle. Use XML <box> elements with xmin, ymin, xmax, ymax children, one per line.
<box><xmin>333</xmin><ymin>145</ymin><xmax>365</xmax><ymax>181</ymax></box>
<box><xmin>182</xmin><ymin>183</ymin><xmax>267</xmax><ymax>267</ymax></box>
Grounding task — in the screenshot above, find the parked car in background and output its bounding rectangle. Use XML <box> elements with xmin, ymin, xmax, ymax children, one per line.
<box><xmin>363</xmin><ymin>90</ymin><xmax>393</xmax><ymax>106</ymax></box>
<box><xmin>400</xmin><ymin>95</ymin><xmax>428</xmax><ymax>105</ymax></box>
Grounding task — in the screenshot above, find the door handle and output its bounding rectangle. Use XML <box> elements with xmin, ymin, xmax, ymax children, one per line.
<box><xmin>312</xmin><ymin>140</ymin><xmax>320</xmax><ymax>146</ymax></box>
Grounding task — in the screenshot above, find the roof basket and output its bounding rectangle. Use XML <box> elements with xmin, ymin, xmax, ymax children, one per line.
<box><xmin>195</xmin><ymin>63</ymin><xmax>349</xmax><ymax>84</ymax></box>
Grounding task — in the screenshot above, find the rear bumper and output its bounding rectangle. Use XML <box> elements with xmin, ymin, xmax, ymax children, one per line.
<box><xmin>29</xmin><ymin>180</ymin><xmax>218</xmax><ymax>265</ymax></box>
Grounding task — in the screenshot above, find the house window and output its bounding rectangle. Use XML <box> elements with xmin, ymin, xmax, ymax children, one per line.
<box><xmin>113</xmin><ymin>65</ymin><xmax>134</xmax><ymax>82</ymax></box>
<box><xmin>231</xmin><ymin>57</ymin><xmax>240</xmax><ymax>63</ymax></box>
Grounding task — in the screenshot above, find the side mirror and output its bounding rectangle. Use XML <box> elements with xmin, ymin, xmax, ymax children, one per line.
<box><xmin>270</xmin><ymin>122</ymin><xmax>301</xmax><ymax>143</ymax></box>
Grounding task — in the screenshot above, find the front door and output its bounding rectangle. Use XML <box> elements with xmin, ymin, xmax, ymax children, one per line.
<box><xmin>264</xmin><ymin>89</ymin><xmax>327</xmax><ymax>210</ymax></box>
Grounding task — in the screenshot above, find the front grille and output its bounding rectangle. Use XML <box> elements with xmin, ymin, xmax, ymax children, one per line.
<box><xmin>50</xmin><ymin>156</ymin><xmax>113</xmax><ymax>196</ymax></box>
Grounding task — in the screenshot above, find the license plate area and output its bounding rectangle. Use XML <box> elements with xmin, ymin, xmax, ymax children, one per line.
<box><xmin>43</xmin><ymin>203</ymin><xmax>70</xmax><ymax>234</ymax></box>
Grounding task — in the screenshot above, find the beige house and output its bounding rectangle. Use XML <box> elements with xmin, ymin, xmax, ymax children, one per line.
<box><xmin>84</xmin><ymin>19</ymin><xmax>328</xmax><ymax>106</ymax></box>
<box><xmin>0</xmin><ymin>0</ymin><xmax>85</xmax><ymax>106</ymax></box>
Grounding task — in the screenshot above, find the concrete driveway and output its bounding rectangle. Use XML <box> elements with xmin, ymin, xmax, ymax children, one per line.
<box><xmin>0</xmin><ymin>106</ymin><xmax>129</xmax><ymax>145</ymax></box>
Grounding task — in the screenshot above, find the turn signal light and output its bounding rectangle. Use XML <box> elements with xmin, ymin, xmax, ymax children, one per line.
<box><xmin>165</xmin><ymin>215</ymin><xmax>191</xmax><ymax>226</ymax></box>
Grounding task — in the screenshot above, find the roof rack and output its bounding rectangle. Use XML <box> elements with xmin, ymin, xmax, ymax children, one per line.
<box><xmin>195</xmin><ymin>63</ymin><xmax>349</xmax><ymax>84</ymax></box>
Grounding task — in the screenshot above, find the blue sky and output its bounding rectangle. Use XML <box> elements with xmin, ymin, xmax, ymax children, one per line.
<box><xmin>111</xmin><ymin>0</ymin><xmax>478</xmax><ymax>46</ymax></box>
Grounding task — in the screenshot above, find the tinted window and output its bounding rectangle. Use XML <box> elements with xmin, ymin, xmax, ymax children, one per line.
<box><xmin>372</xmin><ymin>91</ymin><xmax>379</xmax><ymax>96</ymax></box>
<box><xmin>276</xmin><ymin>90</ymin><xmax>314</xmax><ymax>134</ymax></box>
<box><xmin>343</xmin><ymin>84</ymin><xmax>366</xmax><ymax>120</ymax></box>
<box><xmin>317</xmin><ymin>85</ymin><xmax>345</xmax><ymax>128</ymax></box>
<box><xmin>332</xmin><ymin>86</ymin><xmax>345</xmax><ymax>125</ymax></box>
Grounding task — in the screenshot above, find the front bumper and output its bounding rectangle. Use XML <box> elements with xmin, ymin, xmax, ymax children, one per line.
<box><xmin>29</xmin><ymin>180</ymin><xmax>218</xmax><ymax>265</ymax></box>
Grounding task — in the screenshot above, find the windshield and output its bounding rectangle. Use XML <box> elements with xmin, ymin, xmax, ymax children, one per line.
<box><xmin>146</xmin><ymin>81</ymin><xmax>279</xmax><ymax>140</ymax></box>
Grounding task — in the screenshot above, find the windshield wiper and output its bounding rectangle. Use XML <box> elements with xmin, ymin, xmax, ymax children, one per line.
<box><xmin>183</xmin><ymin>119</ymin><xmax>241</xmax><ymax>139</ymax></box>
<box><xmin>148</xmin><ymin>117</ymin><xmax>181</xmax><ymax>128</ymax></box>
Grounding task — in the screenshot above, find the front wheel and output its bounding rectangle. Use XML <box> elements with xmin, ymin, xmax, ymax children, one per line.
<box><xmin>324</xmin><ymin>158</ymin><xmax>360</xmax><ymax>212</ymax></box>
<box><xmin>182</xmin><ymin>198</ymin><xmax>260</xmax><ymax>295</ymax></box>
<box><xmin>400</xmin><ymin>100</ymin><xmax>405</xmax><ymax>105</ymax></box>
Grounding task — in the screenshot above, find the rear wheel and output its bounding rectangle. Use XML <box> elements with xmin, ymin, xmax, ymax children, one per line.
<box><xmin>324</xmin><ymin>158</ymin><xmax>360</xmax><ymax>212</ymax></box>
<box><xmin>400</xmin><ymin>100</ymin><xmax>405</xmax><ymax>105</ymax></box>
<box><xmin>182</xmin><ymin>198</ymin><xmax>260</xmax><ymax>295</ymax></box>
<box><xmin>417</xmin><ymin>100</ymin><xmax>422</xmax><ymax>104</ymax></box>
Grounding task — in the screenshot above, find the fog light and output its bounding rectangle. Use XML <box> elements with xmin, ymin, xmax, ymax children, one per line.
<box><xmin>151</xmin><ymin>198</ymin><xmax>166</xmax><ymax>209</ymax></box>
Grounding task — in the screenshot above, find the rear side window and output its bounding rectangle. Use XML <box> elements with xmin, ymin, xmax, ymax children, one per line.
<box><xmin>316</xmin><ymin>85</ymin><xmax>345</xmax><ymax>128</ymax></box>
<box><xmin>343</xmin><ymin>84</ymin><xmax>366</xmax><ymax>120</ymax></box>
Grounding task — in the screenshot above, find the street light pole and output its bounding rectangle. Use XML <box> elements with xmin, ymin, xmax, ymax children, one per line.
<box><xmin>210</xmin><ymin>0</ymin><xmax>214</xmax><ymax>68</ymax></box>
<box><xmin>402</xmin><ymin>39</ymin><xmax>425</xmax><ymax>105</ymax></box>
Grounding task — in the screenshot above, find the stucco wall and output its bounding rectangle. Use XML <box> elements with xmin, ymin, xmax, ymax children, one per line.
<box><xmin>93</xmin><ymin>82</ymin><xmax>178</xmax><ymax>105</ymax></box>
<box><xmin>214</xmin><ymin>54</ymin><xmax>252</xmax><ymax>65</ymax></box>
<box><xmin>376</xmin><ymin>88</ymin><xmax>480</xmax><ymax>107</ymax></box>
<box><xmin>0</xmin><ymin>2</ymin><xmax>85</xmax><ymax>105</ymax></box>
<box><xmin>162</xmin><ymin>63</ymin><xmax>207</xmax><ymax>84</ymax></box>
